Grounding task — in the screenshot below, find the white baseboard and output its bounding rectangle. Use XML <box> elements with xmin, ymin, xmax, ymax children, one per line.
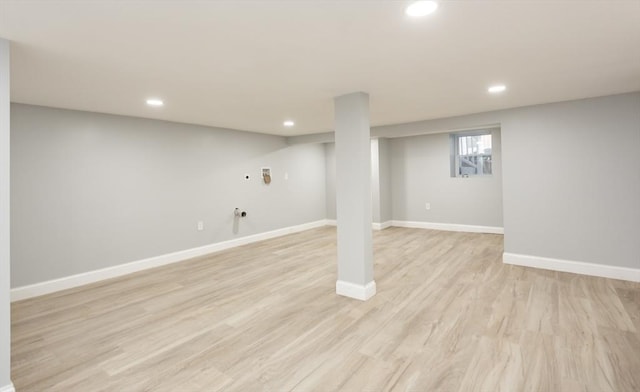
<box><xmin>11</xmin><ymin>220</ymin><xmax>328</xmax><ymax>302</ymax></box>
<box><xmin>336</xmin><ymin>280</ymin><xmax>377</xmax><ymax>301</ymax></box>
<box><xmin>391</xmin><ymin>220</ymin><xmax>503</xmax><ymax>234</ymax></box>
<box><xmin>0</xmin><ymin>383</ymin><xmax>15</xmax><ymax>392</ymax></box>
<box><xmin>503</xmin><ymin>252</ymin><xmax>640</xmax><ymax>283</ymax></box>
<box><xmin>326</xmin><ymin>219</ymin><xmax>500</xmax><ymax>233</ymax></box>
<box><xmin>372</xmin><ymin>221</ymin><xmax>392</xmax><ymax>231</ymax></box>
<box><xmin>326</xmin><ymin>220</ymin><xmax>392</xmax><ymax>231</ymax></box>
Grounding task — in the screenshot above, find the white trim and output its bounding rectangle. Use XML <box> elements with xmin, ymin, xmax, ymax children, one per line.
<box><xmin>325</xmin><ymin>220</ymin><xmax>392</xmax><ymax>230</ymax></box>
<box><xmin>503</xmin><ymin>252</ymin><xmax>640</xmax><ymax>283</ymax></box>
<box><xmin>336</xmin><ymin>280</ymin><xmax>376</xmax><ymax>301</ymax></box>
<box><xmin>0</xmin><ymin>383</ymin><xmax>15</xmax><ymax>392</ymax></box>
<box><xmin>372</xmin><ymin>221</ymin><xmax>392</xmax><ymax>231</ymax></box>
<box><xmin>11</xmin><ymin>220</ymin><xmax>328</xmax><ymax>302</ymax></box>
<box><xmin>390</xmin><ymin>220</ymin><xmax>503</xmax><ymax>234</ymax></box>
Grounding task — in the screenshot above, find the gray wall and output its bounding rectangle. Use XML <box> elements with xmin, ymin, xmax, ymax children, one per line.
<box><xmin>378</xmin><ymin>138</ymin><xmax>392</xmax><ymax>223</ymax></box>
<box><xmin>390</xmin><ymin>129</ymin><xmax>503</xmax><ymax>227</ymax></box>
<box><xmin>318</xmin><ymin>92</ymin><xmax>639</xmax><ymax>270</ymax></box>
<box><xmin>325</xmin><ymin>132</ymin><xmax>501</xmax><ymax>227</ymax></box>
<box><xmin>10</xmin><ymin>93</ymin><xmax>640</xmax><ymax>289</ymax></box>
<box><xmin>500</xmin><ymin>94</ymin><xmax>640</xmax><ymax>268</ymax></box>
<box><xmin>324</xmin><ymin>143</ymin><xmax>336</xmax><ymax>220</ymax></box>
<box><xmin>371</xmin><ymin>138</ymin><xmax>392</xmax><ymax>224</ymax></box>
<box><xmin>11</xmin><ymin>104</ymin><xmax>327</xmax><ymax>287</ymax></box>
<box><xmin>371</xmin><ymin>139</ymin><xmax>382</xmax><ymax>224</ymax></box>
<box><xmin>0</xmin><ymin>38</ymin><xmax>12</xmax><ymax>391</ymax></box>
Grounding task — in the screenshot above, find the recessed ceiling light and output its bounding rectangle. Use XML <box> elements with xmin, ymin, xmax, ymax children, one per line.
<box><xmin>406</xmin><ymin>1</ymin><xmax>439</xmax><ymax>17</ymax></box>
<box><xmin>283</xmin><ymin>120</ymin><xmax>295</xmax><ymax>127</ymax></box>
<box><xmin>488</xmin><ymin>85</ymin><xmax>507</xmax><ymax>93</ymax></box>
<box><xmin>146</xmin><ymin>98</ymin><xmax>164</xmax><ymax>107</ymax></box>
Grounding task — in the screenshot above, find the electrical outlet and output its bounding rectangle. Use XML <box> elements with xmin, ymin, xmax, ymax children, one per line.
<box><xmin>284</xmin><ymin>172</ymin><xmax>289</xmax><ymax>180</ymax></box>
<box><xmin>425</xmin><ymin>203</ymin><xmax>431</xmax><ymax>210</ymax></box>
<box><xmin>197</xmin><ymin>221</ymin><xmax>204</xmax><ymax>231</ymax></box>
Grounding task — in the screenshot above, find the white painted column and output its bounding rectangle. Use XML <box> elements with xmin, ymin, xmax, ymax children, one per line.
<box><xmin>334</xmin><ymin>92</ymin><xmax>376</xmax><ymax>300</ymax></box>
<box><xmin>0</xmin><ymin>38</ymin><xmax>15</xmax><ymax>392</ymax></box>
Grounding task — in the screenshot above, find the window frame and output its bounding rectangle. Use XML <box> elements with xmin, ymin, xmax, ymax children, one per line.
<box><xmin>450</xmin><ymin>130</ymin><xmax>494</xmax><ymax>178</ymax></box>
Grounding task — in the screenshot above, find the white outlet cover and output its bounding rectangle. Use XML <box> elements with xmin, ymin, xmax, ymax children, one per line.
<box><xmin>425</xmin><ymin>203</ymin><xmax>431</xmax><ymax>210</ymax></box>
<box><xmin>284</xmin><ymin>172</ymin><xmax>289</xmax><ymax>180</ymax></box>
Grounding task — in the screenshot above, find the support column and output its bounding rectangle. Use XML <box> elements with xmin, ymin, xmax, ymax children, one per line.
<box><xmin>0</xmin><ymin>38</ymin><xmax>15</xmax><ymax>392</ymax></box>
<box><xmin>334</xmin><ymin>92</ymin><xmax>376</xmax><ymax>300</ymax></box>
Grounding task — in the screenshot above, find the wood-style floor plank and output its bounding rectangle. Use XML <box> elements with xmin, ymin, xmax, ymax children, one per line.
<box><xmin>11</xmin><ymin>227</ymin><xmax>640</xmax><ymax>391</ymax></box>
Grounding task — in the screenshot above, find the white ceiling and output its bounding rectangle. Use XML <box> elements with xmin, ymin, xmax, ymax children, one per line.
<box><xmin>1</xmin><ymin>1</ymin><xmax>639</xmax><ymax>136</ymax></box>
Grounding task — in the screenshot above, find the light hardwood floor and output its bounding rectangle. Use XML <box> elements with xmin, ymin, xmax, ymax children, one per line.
<box><xmin>11</xmin><ymin>227</ymin><xmax>640</xmax><ymax>391</ymax></box>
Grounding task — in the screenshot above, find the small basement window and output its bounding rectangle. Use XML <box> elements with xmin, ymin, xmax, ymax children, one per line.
<box><xmin>450</xmin><ymin>131</ymin><xmax>493</xmax><ymax>177</ymax></box>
